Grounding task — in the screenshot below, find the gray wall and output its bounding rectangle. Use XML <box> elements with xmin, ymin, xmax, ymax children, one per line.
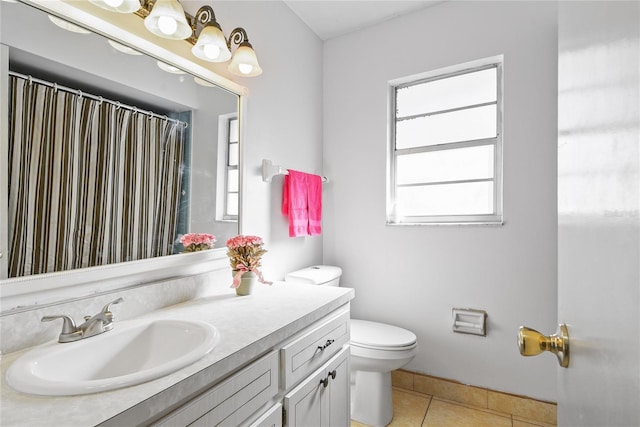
<box><xmin>188</xmin><ymin>1</ymin><xmax>325</xmax><ymax>278</ymax></box>
<box><xmin>323</xmin><ymin>1</ymin><xmax>559</xmax><ymax>401</ymax></box>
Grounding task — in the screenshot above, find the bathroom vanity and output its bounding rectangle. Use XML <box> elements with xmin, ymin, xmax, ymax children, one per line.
<box><xmin>0</xmin><ymin>282</ymin><xmax>354</xmax><ymax>426</ymax></box>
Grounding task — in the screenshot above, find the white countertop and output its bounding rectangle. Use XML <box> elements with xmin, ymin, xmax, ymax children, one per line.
<box><xmin>0</xmin><ymin>282</ymin><xmax>354</xmax><ymax>426</ymax></box>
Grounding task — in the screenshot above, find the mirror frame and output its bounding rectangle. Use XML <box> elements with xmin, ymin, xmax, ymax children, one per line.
<box><xmin>0</xmin><ymin>0</ymin><xmax>246</xmax><ymax>313</ymax></box>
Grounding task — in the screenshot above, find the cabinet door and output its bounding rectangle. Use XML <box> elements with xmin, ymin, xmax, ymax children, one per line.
<box><xmin>283</xmin><ymin>347</ymin><xmax>350</xmax><ymax>427</ymax></box>
<box><xmin>283</xmin><ymin>366</ymin><xmax>325</xmax><ymax>427</ymax></box>
<box><xmin>325</xmin><ymin>347</ymin><xmax>350</xmax><ymax>427</ymax></box>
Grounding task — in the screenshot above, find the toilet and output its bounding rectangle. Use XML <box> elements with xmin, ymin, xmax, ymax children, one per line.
<box><xmin>285</xmin><ymin>265</ymin><xmax>418</xmax><ymax>427</ymax></box>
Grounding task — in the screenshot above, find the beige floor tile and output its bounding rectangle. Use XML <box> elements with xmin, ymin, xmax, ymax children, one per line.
<box><xmin>488</xmin><ymin>391</ymin><xmax>557</xmax><ymax>425</ymax></box>
<box><xmin>434</xmin><ymin>397</ymin><xmax>511</xmax><ymax>418</ymax></box>
<box><xmin>414</xmin><ymin>375</ymin><xmax>487</xmax><ymax>408</ymax></box>
<box><xmin>423</xmin><ymin>399</ymin><xmax>512</xmax><ymax>427</ymax></box>
<box><xmin>388</xmin><ymin>388</ymin><xmax>431</xmax><ymax>427</ymax></box>
<box><xmin>351</xmin><ymin>389</ymin><xmax>430</xmax><ymax>427</ymax></box>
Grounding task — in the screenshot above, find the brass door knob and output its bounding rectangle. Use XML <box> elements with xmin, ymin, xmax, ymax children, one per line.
<box><xmin>517</xmin><ymin>324</ymin><xmax>570</xmax><ymax>368</ymax></box>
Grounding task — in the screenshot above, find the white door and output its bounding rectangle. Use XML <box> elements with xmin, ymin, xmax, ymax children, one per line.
<box><xmin>557</xmin><ymin>1</ymin><xmax>639</xmax><ymax>426</ymax></box>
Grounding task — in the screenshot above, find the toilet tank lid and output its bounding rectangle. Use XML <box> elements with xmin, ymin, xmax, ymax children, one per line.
<box><xmin>285</xmin><ymin>265</ymin><xmax>342</xmax><ymax>284</ymax></box>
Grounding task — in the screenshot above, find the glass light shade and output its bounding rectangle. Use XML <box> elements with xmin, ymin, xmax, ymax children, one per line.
<box><xmin>191</xmin><ymin>25</ymin><xmax>232</xmax><ymax>62</ymax></box>
<box><xmin>228</xmin><ymin>44</ymin><xmax>262</xmax><ymax>77</ymax></box>
<box><xmin>48</xmin><ymin>15</ymin><xmax>91</xmax><ymax>34</ymax></box>
<box><xmin>193</xmin><ymin>76</ymin><xmax>216</xmax><ymax>87</ymax></box>
<box><xmin>108</xmin><ymin>40</ymin><xmax>143</xmax><ymax>55</ymax></box>
<box><xmin>88</xmin><ymin>0</ymin><xmax>140</xmax><ymax>13</ymax></box>
<box><xmin>156</xmin><ymin>61</ymin><xmax>186</xmax><ymax>74</ymax></box>
<box><xmin>144</xmin><ymin>0</ymin><xmax>191</xmax><ymax>40</ymax></box>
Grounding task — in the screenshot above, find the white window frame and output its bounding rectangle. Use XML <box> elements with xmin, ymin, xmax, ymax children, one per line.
<box><xmin>216</xmin><ymin>112</ymin><xmax>239</xmax><ymax>221</ymax></box>
<box><xmin>387</xmin><ymin>56</ymin><xmax>504</xmax><ymax>225</ymax></box>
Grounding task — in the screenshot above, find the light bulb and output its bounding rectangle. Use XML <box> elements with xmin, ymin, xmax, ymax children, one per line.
<box><xmin>203</xmin><ymin>44</ymin><xmax>221</xmax><ymax>60</ymax></box>
<box><xmin>157</xmin><ymin>15</ymin><xmax>177</xmax><ymax>36</ymax></box>
<box><xmin>238</xmin><ymin>63</ymin><xmax>253</xmax><ymax>75</ymax></box>
<box><xmin>104</xmin><ymin>0</ymin><xmax>124</xmax><ymax>7</ymax></box>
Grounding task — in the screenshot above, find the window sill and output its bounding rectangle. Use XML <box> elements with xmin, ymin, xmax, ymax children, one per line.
<box><xmin>386</xmin><ymin>219</ymin><xmax>504</xmax><ymax>227</ymax></box>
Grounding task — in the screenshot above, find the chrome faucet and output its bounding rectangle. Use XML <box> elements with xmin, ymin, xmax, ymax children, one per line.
<box><xmin>42</xmin><ymin>297</ymin><xmax>124</xmax><ymax>343</ymax></box>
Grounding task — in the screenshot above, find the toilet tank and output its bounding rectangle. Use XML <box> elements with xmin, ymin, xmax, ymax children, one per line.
<box><xmin>284</xmin><ymin>265</ymin><xmax>342</xmax><ymax>287</ymax></box>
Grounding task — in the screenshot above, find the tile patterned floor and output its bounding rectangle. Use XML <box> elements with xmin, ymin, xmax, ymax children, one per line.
<box><xmin>351</xmin><ymin>388</ymin><xmax>557</xmax><ymax>427</ymax></box>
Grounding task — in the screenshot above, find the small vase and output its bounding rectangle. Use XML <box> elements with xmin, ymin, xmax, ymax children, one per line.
<box><xmin>233</xmin><ymin>271</ymin><xmax>258</xmax><ymax>296</ymax></box>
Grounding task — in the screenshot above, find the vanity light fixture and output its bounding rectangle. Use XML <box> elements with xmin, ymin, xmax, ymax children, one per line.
<box><xmin>88</xmin><ymin>0</ymin><xmax>262</xmax><ymax>77</ymax></box>
<box><xmin>226</xmin><ymin>28</ymin><xmax>262</xmax><ymax>77</ymax></box>
<box><xmin>190</xmin><ymin>6</ymin><xmax>231</xmax><ymax>63</ymax></box>
<box><xmin>143</xmin><ymin>0</ymin><xmax>191</xmax><ymax>40</ymax></box>
<box><xmin>88</xmin><ymin>0</ymin><xmax>141</xmax><ymax>14</ymax></box>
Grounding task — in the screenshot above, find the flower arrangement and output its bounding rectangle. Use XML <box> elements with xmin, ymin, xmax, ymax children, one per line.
<box><xmin>180</xmin><ymin>233</ymin><xmax>216</xmax><ymax>252</ymax></box>
<box><xmin>226</xmin><ymin>235</ymin><xmax>271</xmax><ymax>288</ymax></box>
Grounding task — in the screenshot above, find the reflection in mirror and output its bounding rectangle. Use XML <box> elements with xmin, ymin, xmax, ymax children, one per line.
<box><xmin>0</xmin><ymin>0</ymin><xmax>240</xmax><ymax>281</ymax></box>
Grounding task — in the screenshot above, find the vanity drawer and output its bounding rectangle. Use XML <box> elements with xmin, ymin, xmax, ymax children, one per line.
<box><xmin>248</xmin><ymin>403</ymin><xmax>282</xmax><ymax>427</ymax></box>
<box><xmin>154</xmin><ymin>351</ymin><xmax>279</xmax><ymax>427</ymax></box>
<box><xmin>280</xmin><ymin>307</ymin><xmax>350</xmax><ymax>390</ymax></box>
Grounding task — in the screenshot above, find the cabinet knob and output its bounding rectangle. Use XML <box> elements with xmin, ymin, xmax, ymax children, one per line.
<box><xmin>320</xmin><ymin>370</ymin><xmax>337</xmax><ymax>388</ymax></box>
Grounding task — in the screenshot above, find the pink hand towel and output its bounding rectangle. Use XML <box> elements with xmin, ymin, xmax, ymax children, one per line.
<box><xmin>307</xmin><ymin>173</ymin><xmax>322</xmax><ymax>236</ymax></box>
<box><xmin>282</xmin><ymin>170</ymin><xmax>322</xmax><ymax>237</ymax></box>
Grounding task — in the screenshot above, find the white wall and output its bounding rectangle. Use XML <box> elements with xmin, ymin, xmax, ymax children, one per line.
<box><xmin>323</xmin><ymin>1</ymin><xmax>559</xmax><ymax>401</ymax></box>
<box><xmin>185</xmin><ymin>1</ymin><xmax>325</xmax><ymax>279</ymax></box>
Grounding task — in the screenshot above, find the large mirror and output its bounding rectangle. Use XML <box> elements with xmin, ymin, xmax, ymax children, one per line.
<box><xmin>0</xmin><ymin>0</ymin><xmax>243</xmax><ymax>310</ymax></box>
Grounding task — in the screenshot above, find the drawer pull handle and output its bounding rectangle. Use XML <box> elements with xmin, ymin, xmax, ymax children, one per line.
<box><xmin>317</xmin><ymin>339</ymin><xmax>335</xmax><ymax>351</ymax></box>
<box><xmin>328</xmin><ymin>370</ymin><xmax>337</xmax><ymax>380</ymax></box>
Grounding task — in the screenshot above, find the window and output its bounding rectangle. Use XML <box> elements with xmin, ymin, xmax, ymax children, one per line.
<box><xmin>217</xmin><ymin>113</ymin><xmax>239</xmax><ymax>221</ymax></box>
<box><xmin>388</xmin><ymin>58</ymin><xmax>503</xmax><ymax>224</ymax></box>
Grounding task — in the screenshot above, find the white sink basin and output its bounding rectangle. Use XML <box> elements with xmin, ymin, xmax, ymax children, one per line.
<box><xmin>6</xmin><ymin>319</ymin><xmax>219</xmax><ymax>396</ymax></box>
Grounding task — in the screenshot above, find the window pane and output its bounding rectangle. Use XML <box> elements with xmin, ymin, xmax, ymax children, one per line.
<box><xmin>397</xmin><ymin>181</ymin><xmax>494</xmax><ymax>216</ymax></box>
<box><xmin>226</xmin><ymin>193</ymin><xmax>238</xmax><ymax>216</ymax></box>
<box><xmin>397</xmin><ymin>145</ymin><xmax>494</xmax><ymax>185</ymax></box>
<box><xmin>229</xmin><ymin>118</ymin><xmax>239</xmax><ymax>143</ymax></box>
<box><xmin>228</xmin><ymin>142</ymin><xmax>238</xmax><ymax>166</ymax></box>
<box><xmin>397</xmin><ymin>67</ymin><xmax>496</xmax><ymax>118</ymax></box>
<box><xmin>396</xmin><ymin>104</ymin><xmax>496</xmax><ymax>149</ymax></box>
<box><xmin>227</xmin><ymin>169</ymin><xmax>238</xmax><ymax>192</ymax></box>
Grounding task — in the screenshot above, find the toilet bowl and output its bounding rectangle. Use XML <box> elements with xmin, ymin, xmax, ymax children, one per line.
<box><xmin>350</xmin><ymin>319</ymin><xmax>417</xmax><ymax>427</ymax></box>
<box><xmin>285</xmin><ymin>266</ymin><xmax>418</xmax><ymax>427</ymax></box>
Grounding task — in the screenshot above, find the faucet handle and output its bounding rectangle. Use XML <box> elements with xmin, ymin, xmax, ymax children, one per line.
<box><xmin>41</xmin><ymin>315</ymin><xmax>77</xmax><ymax>334</ymax></box>
<box><xmin>101</xmin><ymin>297</ymin><xmax>124</xmax><ymax>314</ymax></box>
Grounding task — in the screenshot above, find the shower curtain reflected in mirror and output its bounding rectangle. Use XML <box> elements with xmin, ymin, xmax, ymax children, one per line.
<box><xmin>8</xmin><ymin>75</ymin><xmax>185</xmax><ymax>277</ymax></box>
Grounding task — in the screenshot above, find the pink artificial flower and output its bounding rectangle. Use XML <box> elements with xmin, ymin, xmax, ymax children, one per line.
<box><xmin>226</xmin><ymin>235</ymin><xmax>263</xmax><ymax>249</ymax></box>
<box><xmin>180</xmin><ymin>233</ymin><xmax>216</xmax><ymax>251</ymax></box>
<box><xmin>226</xmin><ymin>235</ymin><xmax>270</xmax><ymax>287</ymax></box>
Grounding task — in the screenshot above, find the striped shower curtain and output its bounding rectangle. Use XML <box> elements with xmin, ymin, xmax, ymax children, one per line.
<box><xmin>8</xmin><ymin>76</ymin><xmax>185</xmax><ymax>277</ymax></box>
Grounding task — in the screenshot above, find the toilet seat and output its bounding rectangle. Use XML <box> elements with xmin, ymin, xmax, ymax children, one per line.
<box><xmin>350</xmin><ymin>319</ymin><xmax>417</xmax><ymax>351</ymax></box>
